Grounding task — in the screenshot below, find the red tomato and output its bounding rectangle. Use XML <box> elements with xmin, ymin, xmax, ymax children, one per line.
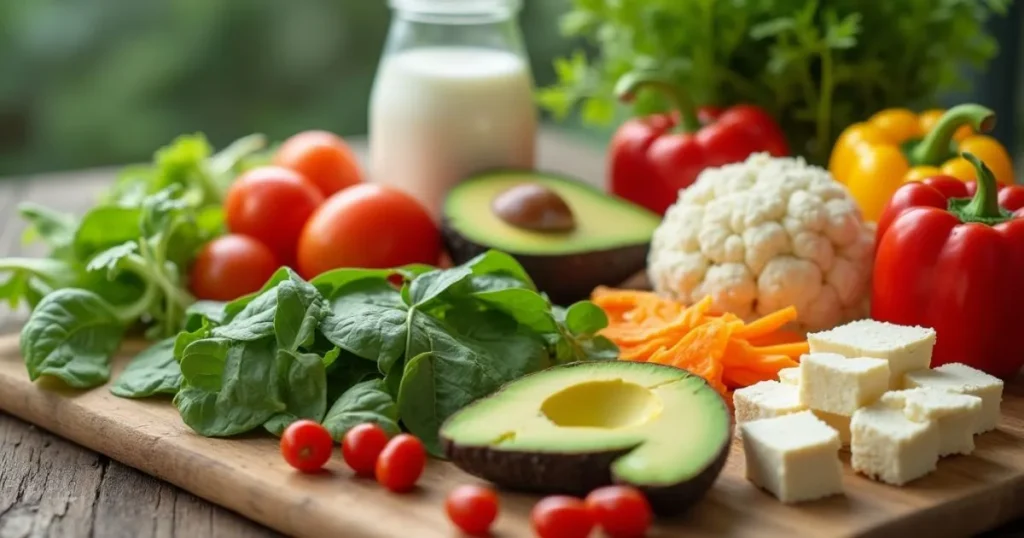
<box><xmin>341</xmin><ymin>423</ymin><xmax>390</xmax><ymax>477</ymax></box>
<box><xmin>224</xmin><ymin>166</ymin><xmax>324</xmax><ymax>266</ymax></box>
<box><xmin>445</xmin><ymin>484</ymin><xmax>499</xmax><ymax>536</ymax></box>
<box><xmin>189</xmin><ymin>235</ymin><xmax>280</xmax><ymax>301</ymax></box>
<box><xmin>584</xmin><ymin>486</ymin><xmax>653</xmax><ymax>538</ymax></box>
<box><xmin>531</xmin><ymin>496</ymin><xmax>594</xmax><ymax>538</ymax></box>
<box><xmin>280</xmin><ymin>420</ymin><xmax>333</xmax><ymax>473</ymax></box>
<box><xmin>375</xmin><ymin>433</ymin><xmax>427</xmax><ymax>493</ymax></box>
<box><xmin>274</xmin><ymin>130</ymin><xmax>363</xmax><ymax>197</ymax></box>
<box><xmin>297</xmin><ymin>183</ymin><xmax>441</xmax><ymax>279</ymax></box>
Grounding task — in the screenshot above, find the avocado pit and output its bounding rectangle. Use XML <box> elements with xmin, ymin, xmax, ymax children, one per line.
<box><xmin>492</xmin><ymin>183</ymin><xmax>576</xmax><ymax>232</ymax></box>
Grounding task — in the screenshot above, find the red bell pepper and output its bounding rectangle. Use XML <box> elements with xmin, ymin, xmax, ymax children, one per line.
<box><xmin>609</xmin><ymin>72</ymin><xmax>789</xmax><ymax>215</ymax></box>
<box><xmin>873</xmin><ymin>153</ymin><xmax>1024</xmax><ymax>379</ymax></box>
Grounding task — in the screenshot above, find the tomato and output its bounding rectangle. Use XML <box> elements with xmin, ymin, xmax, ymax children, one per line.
<box><xmin>189</xmin><ymin>235</ymin><xmax>280</xmax><ymax>301</ymax></box>
<box><xmin>445</xmin><ymin>484</ymin><xmax>499</xmax><ymax>536</ymax></box>
<box><xmin>224</xmin><ymin>166</ymin><xmax>324</xmax><ymax>265</ymax></box>
<box><xmin>297</xmin><ymin>183</ymin><xmax>441</xmax><ymax>279</ymax></box>
<box><xmin>530</xmin><ymin>496</ymin><xmax>594</xmax><ymax>538</ymax></box>
<box><xmin>341</xmin><ymin>423</ymin><xmax>390</xmax><ymax>477</ymax></box>
<box><xmin>584</xmin><ymin>486</ymin><xmax>653</xmax><ymax>538</ymax></box>
<box><xmin>279</xmin><ymin>420</ymin><xmax>333</xmax><ymax>473</ymax></box>
<box><xmin>375</xmin><ymin>433</ymin><xmax>427</xmax><ymax>493</ymax></box>
<box><xmin>274</xmin><ymin>130</ymin><xmax>363</xmax><ymax>197</ymax></box>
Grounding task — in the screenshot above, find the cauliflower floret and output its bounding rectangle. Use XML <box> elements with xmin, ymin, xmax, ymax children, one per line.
<box><xmin>647</xmin><ymin>152</ymin><xmax>875</xmax><ymax>332</ymax></box>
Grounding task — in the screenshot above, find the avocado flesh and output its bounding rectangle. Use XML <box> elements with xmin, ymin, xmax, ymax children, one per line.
<box><xmin>443</xmin><ymin>172</ymin><xmax>659</xmax><ymax>255</ymax></box>
<box><xmin>440</xmin><ymin>361</ymin><xmax>732</xmax><ymax>514</ymax></box>
<box><xmin>442</xmin><ymin>171</ymin><xmax>661</xmax><ymax>304</ymax></box>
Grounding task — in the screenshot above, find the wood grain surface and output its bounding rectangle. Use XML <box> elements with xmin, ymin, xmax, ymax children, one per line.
<box><xmin>2</xmin><ymin>132</ymin><xmax>1024</xmax><ymax>537</ymax></box>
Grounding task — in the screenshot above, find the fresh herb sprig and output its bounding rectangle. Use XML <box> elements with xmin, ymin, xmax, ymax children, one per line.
<box><xmin>538</xmin><ymin>0</ymin><xmax>1010</xmax><ymax>163</ymax></box>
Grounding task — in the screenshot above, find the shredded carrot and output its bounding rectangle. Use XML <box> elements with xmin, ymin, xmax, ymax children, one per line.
<box><xmin>591</xmin><ymin>289</ymin><xmax>809</xmax><ymax>398</ymax></box>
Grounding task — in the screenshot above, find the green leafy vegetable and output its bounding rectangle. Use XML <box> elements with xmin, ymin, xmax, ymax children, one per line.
<box><xmin>323</xmin><ymin>378</ymin><xmax>401</xmax><ymax>440</ymax></box>
<box><xmin>110</xmin><ymin>337</ymin><xmax>181</xmax><ymax>398</ymax></box>
<box><xmin>539</xmin><ymin>0</ymin><xmax>1010</xmax><ymax>164</ymax></box>
<box><xmin>170</xmin><ymin>250</ymin><xmax>619</xmax><ymax>455</ymax></box>
<box><xmin>3</xmin><ymin>133</ymin><xmax>266</xmax><ymax>389</ymax></box>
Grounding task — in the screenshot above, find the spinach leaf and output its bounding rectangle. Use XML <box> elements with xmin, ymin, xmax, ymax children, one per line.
<box><xmin>323</xmin><ymin>378</ymin><xmax>400</xmax><ymax>440</ymax></box>
<box><xmin>184</xmin><ymin>300</ymin><xmax>226</xmax><ymax>330</ymax></box>
<box><xmin>464</xmin><ymin>250</ymin><xmax>535</xmax><ymax>288</ymax></box>
<box><xmin>110</xmin><ymin>337</ymin><xmax>181</xmax><ymax>398</ymax></box>
<box><xmin>562</xmin><ymin>301</ymin><xmax>609</xmax><ymax>336</ymax></box>
<box><xmin>473</xmin><ymin>287</ymin><xmax>558</xmax><ymax>333</ymax></box>
<box><xmin>0</xmin><ymin>258</ymin><xmax>79</xmax><ymax>309</ymax></box>
<box><xmin>409</xmin><ymin>265</ymin><xmax>472</xmax><ymax>306</ymax></box>
<box><xmin>325</xmin><ymin>350</ymin><xmax>379</xmax><ymax>404</ymax></box>
<box><xmin>310</xmin><ymin>268</ymin><xmax>395</xmax><ymax>299</ymax></box>
<box><xmin>214</xmin><ymin>289</ymin><xmax>277</xmax><ymax>341</ymax></box>
<box><xmin>20</xmin><ymin>289</ymin><xmax>125</xmax><ymax>388</ymax></box>
<box><xmin>273</xmin><ymin>280</ymin><xmax>326</xmax><ymax>351</ymax></box>
<box><xmin>264</xmin><ymin>349</ymin><xmax>328</xmax><ymax>436</ymax></box>
<box><xmin>175</xmin><ymin>338</ymin><xmax>286</xmax><ymax>437</ymax></box>
<box><xmin>320</xmin><ymin>278</ymin><xmax>409</xmax><ymax>374</ymax></box>
<box><xmin>222</xmin><ymin>266</ymin><xmax>296</xmax><ymax>321</ymax></box>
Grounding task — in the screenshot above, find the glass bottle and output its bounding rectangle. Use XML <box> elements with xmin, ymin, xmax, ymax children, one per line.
<box><xmin>368</xmin><ymin>0</ymin><xmax>538</xmax><ymax>219</ymax></box>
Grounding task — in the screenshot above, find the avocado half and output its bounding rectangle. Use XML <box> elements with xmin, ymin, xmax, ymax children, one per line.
<box><xmin>441</xmin><ymin>171</ymin><xmax>661</xmax><ymax>305</ymax></box>
<box><xmin>439</xmin><ymin>361</ymin><xmax>732</xmax><ymax>515</ymax></box>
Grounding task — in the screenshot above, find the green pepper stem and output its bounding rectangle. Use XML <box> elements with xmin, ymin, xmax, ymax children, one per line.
<box><xmin>959</xmin><ymin>153</ymin><xmax>1004</xmax><ymax>220</ymax></box>
<box><xmin>614</xmin><ymin>71</ymin><xmax>701</xmax><ymax>133</ymax></box>
<box><xmin>910</xmin><ymin>104</ymin><xmax>996</xmax><ymax>166</ymax></box>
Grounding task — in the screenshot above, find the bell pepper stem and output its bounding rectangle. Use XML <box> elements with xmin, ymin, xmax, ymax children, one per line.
<box><xmin>910</xmin><ymin>104</ymin><xmax>996</xmax><ymax>166</ymax></box>
<box><xmin>949</xmin><ymin>152</ymin><xmax>1011</xmax><ymax>226</ymax></box>
<box><xmin>615</xmin><ymin>71</ymin><xmax>702</xmax><ymax>133</ymax></box>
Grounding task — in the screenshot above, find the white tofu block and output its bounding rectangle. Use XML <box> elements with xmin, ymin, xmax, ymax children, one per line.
<box><xmin>815</xmin><ymin>410</ymin><xmax>852</xmax><ymax>447</ymax></box>
<box><xmin>808</xmin><ymin>320</ymin><xmax>936</xmax><ymax>388</ymax></box>
<box><xmin>851</xmin><ymin>402</ymin><xmax>940</xmax><ymax>486</ymax></box>
<box><xmin>799</xmin><ymin>353</ymin><xmax>889</xmax><ymax>416</ymax></box>
<box><xmin>778</xmin><ymin>367</ymin><xmax>800</xmax><ymax>386</ymax></box>
<box><xmin>740</xmin><ymin>410</ymin><xmax>844</xmax><ymax>503</ymax></box>
<box><xmin>734</xmin><ymin>381</ymin><xmax>807</xmax><ymax>428</ymax></box>
<box><xmin>881</xmin><ymin>388</ymin><xmax>982</xmax><ymax>457</ymax></box>
<box><xmin>904</xmin><ymin>363</ymin><xmax>1003</xmax><ymax>433</ymax></box>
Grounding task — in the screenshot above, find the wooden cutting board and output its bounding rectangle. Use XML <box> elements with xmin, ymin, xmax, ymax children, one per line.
<box><xmin>1</xmin><ymin>334</ymin><xmax>1024</xmax><ymax>538</ymax></box>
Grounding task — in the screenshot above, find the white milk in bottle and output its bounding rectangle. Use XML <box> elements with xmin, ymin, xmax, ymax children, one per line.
<box><xmin>369</xmin><ymin>0</ymin><xmax>537</xmax><ymax>218</ymax></box>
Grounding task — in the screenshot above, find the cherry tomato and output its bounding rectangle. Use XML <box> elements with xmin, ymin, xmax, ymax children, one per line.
<box><xmin>224</xmin><ymin>166</ymin><xmax>324</xmax><ymax>265</ymax></box>
<box><xmin>280</xmin><ymin>420</ymin><xmax>333</xmax><ymax>473</ymax></box>
<box><xmin>274</xmin><ymin>130</ymin><xmax>363</xmax><ymax>197</ymax></box>
<box><xmin>584</xmin><ymin>486</ymin><xmax>653</xmax><ymax>538</ymax></box>
<box><xmin>297</xmin><ymin>183</ymin><xmax>441</xmax><ymax>279</ymax></box>
<box><xmin>189</xmin><ymin>234</ymin><xmax>280</xmax><ymax>301</ymax></box>
<box><xmin>375</xmin><ymin>433</ymin><xmax>427</xmax><ymax>493</ymax></box>
<box><xmin>531</xmin><ymin>496</ymin><xmax>594</xmax><ymax>538</ymax></box>
<box><xmin>341</xmin><ymin>423</ymin><xmax>390</xmax><ymax>477</ymax></box>
<box><xmin>445</xmin><ymin>484</ymin><xmax>499</xmax><ymax>536</ymax></box>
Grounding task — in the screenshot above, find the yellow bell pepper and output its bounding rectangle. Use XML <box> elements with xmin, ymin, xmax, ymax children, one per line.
<box><xmin>829</xmin><ymin>104</ymin><xmax>1014</xmax><ymax>222</ymax></box>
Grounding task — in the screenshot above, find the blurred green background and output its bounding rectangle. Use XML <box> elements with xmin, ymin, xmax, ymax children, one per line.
<box><xmin>0</xmin><ymin>0</ymin><xmax>1020</xmax><ymax>177</ymax></box>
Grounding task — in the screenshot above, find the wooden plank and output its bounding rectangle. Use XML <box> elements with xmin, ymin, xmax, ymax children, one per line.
<box><xmin>1</xmin><ymin>335</ymin><xmax>1024</xmax><ymax>538</ymax></box>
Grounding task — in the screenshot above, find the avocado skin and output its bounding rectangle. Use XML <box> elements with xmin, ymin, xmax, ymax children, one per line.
<box><xmin>440</xmin><ymin>362</ymin><xmax>734</xmax><ymax>517</ymax></box>
<box><xmin>441</xmin><ymin>218</ymin><xmax>649</xmax><ymax>305</ymax></box>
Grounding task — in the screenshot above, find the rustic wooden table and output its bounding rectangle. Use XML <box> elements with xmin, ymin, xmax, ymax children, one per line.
<box><xmin>0</xmin><ymin>132</ymin><xmax>1020</xmax><ymax>537</ymax></box>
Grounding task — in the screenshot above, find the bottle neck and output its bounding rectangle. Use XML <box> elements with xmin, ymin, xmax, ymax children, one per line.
<box><xmin>390</xmin><ymin>0</ymin><xmax>520</xmax><ymax>25</ymax></box>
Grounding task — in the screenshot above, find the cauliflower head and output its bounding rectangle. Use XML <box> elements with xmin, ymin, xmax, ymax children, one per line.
<box><xmin>647</xmin><ymin>152</ymin><xmax>875</xmax><ymax>332</ymax></box>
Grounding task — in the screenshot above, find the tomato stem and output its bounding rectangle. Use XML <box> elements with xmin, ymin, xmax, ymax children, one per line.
<box><xmin>615</xmin><ymin>71</ymin><xmax>701</xmax><ymax>133</ymax></box>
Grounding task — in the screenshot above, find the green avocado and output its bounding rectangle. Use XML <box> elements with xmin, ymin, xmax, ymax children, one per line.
<box><xmin>441</xmin><ymin>171</ymin><xmax>661</xmax><ymax>304</ymax></box>
<box><xmin>440</xmin><ymin>361</ymin><xmax>732</xmax><ymax>515</ymax></box>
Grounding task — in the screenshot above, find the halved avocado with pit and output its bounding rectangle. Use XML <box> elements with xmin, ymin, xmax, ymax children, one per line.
<box><xmin>440</xmin><ymin>361</ymin><xmax>732</xmax><ymax>515</ymax></box>
<box><xmin>441</xmin><ymin>171</ymin><xmax>660</xmax><ymax>304</ymax></box>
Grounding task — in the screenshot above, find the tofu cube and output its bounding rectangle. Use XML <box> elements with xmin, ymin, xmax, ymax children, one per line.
<box><xmin>881</xmin><ymin>388</ymin><xmax>982</xmax><ymax>457</ymax></box>
<box><xmin>778</xmin><ymin>367</ymin><xmax>800</xmax><ymax>386</ymax></box>
<box><xmin>815</xmin><ymin>410</ymin><xmax>852</xmax><ymax>447</ymax></box>
<box><xmin>808</xmin><ymin>320</ymin><xmax>936</xmax><ymax>388</ymax></box>
<box><xmin>740</xmin><ymin>410</ymin><xmax>844</xmax><ymax>503</ymax></box>
<box><xmin>851</xmin><ymin>402</ymin><xmax>940</xmax><ymax>486</ymax></box>
<box><xmin>734</xmin><ymin>381</ymin><xmax>807</xmax><ymax>428</ymax></box>
<box><xmin>904</xmin><ymin>363</ymin><xmax>1003</xmax><ymax>433</ymax></box>
<box><xmin>799</xmin><ymin>353</ymin><xmax>889</xmax><ymax>416</ymax></box>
